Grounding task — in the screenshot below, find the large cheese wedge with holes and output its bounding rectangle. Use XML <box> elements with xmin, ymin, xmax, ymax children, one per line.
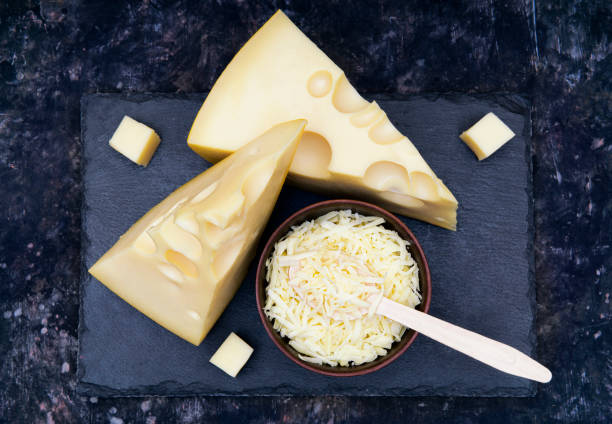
<box><xmin>188</xmin><ymin>10</ymin><xmax>458</xmax><ymax>230</ymax></box>
<box><xmin>89</xmin><ymin>119</ymin><xmax>306</xmax><ymax>345</ymax></box>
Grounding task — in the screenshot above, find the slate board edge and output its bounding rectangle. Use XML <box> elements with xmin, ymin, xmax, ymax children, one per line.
<box><xmin>75</xmin><ymin>381</ymin><xmax>534</xmax><ymax>398</ymax></box>
<box><xmin>77</xmin><ymin>92</ymin><xmax>536</xmax><ymax>398</ymax></box>
<box><xmin>76</xmin><ymin>94</ymin><xmax>92</xmax><ymax>393</ymax></box>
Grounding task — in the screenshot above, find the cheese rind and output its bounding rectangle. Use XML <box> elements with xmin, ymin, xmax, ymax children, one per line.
<box><xmin>460</xmin><ymin>112</ymin><xmax>515</xmax><ymax>160</ymax></box>
<box><xmin>109</xmin><ymin>116</ymin><xmax>161</xmax><ymax>166</ymax></box>
<box><xmin>209</xmin><ymin>332</ymin><xmax>254</xmax><ymax>377</ymax></box>
<box><xmin>89</xmin><ymin>120</ymin><xmax>306</xmax><ymax>345</ymax></box>
<box><xmin>187</xmin><ymin>10</ymin><xmax>458</xmax><ymax>230</ymax></box>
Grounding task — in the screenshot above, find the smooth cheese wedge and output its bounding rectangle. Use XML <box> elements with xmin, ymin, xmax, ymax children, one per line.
<box><xmin>89</xmin><ymin>119</ymin><xmax>306</xmax><ymax>345</ymax></box>
<box><xmin>188</xmin><ymin>10</ymin><xmax>458</xmax><ymax>230</ymax></box>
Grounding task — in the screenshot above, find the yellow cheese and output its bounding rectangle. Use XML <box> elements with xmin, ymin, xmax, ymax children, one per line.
<box><xmin>265</xmin><ymin>210</ymin><xmax>420</xmax><ymax>366</ymax></box>
<box><xmin>209</xmin><ymin>332</ymin><xmax>254</xmax><ymax>377</ymax></box>
<box><xmin>89</xmin><ymin>120</ymin><xmax>306</xmax><ymax>345</ymax></box>
<box><xmin>187</xmin><ymin>10</ymin><xmax>458</xmax><ymax>230</ymax></box>
<box><xmin>460</xmin><ymin>112</ymin><xmax>515</xmax><ymax>160</ymax></box>
<box><xmin>109</xmin><ymin>116</ymin><xmax>161</xmax><ymax>166</ymax></box>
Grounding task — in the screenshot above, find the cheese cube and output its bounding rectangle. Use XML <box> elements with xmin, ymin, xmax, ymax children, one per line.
<box><xmin>459</xmin><ymin>112</ymin><xmax>515</xmax><ymax>160</ymax></box>
<box><xmin>89</xmin><ymin>120</ymin><xmax>306</xmax><ymax>345</ymax></box>
<box><xmin>210</xmin><ymin>332</ymin><xmax>254</xmax><ymax>377</ymax></box>
<box><xmin>187</xmin><ymin>10</ymin><xmax>458</xmax><ymax>230</ymax></box>
<box><xmin>109</xmin><ymin>116</ymin><xmax>161</xmax><ymax>166</ymax></box>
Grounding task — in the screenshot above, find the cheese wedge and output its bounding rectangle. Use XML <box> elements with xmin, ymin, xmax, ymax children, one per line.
<box><xmin>188</xmin><ymin>10</ymin><xmax>458</xmax><ymax>230</ymax></box>
<box><xmin>89</xmin><ymin>120</ymin><xmax>306</xmax><ymax>345</ymax></box>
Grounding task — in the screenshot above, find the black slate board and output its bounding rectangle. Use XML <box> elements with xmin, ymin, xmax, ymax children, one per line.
<box><xmin>78</xmin><ymin>93</ymin><xmax>535</xmax><ymax>397</ymax></box>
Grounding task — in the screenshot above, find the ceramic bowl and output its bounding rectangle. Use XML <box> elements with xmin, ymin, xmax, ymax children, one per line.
<box><xmin>255</xmin><ymin>199</ymin><xmax>432</xmax><ymax>377</ymax></box>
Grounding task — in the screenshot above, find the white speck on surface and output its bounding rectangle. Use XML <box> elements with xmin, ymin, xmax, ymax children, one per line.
<box><xmin>27</xmin><ymin>242</ymin><xmax>34</xmax><ymax>249</ymax></box>
<box><xmin>146</xmin><ymin>417</ymin><xmax>156</xmax><ymax>424</ymax></box>
<box><xmin>61</xmin><ymin>362</ymin><xmax>70</xmax><ymax>373</ymax></box>
<box><xmin>593</xmin><ymin>331</ymin><xmax>601</xmax><ymax>340</ymax></box>
<box><xmin>89</xmin><ymin>397</ymin><xmax>98</xmax><ymax>404</ymax></box>
<box><xmin>141</xmin><ymin>400</ymin><xmax>152</xmax><ymax>413</ymax></box>
<box><xmin>3</xmin><ymin>311</ymin><xmax>11</xmax><ymax>319</ymax></box>
<box><xmin>41</xmin><ymin>327</ymin><xmax>47</xmax><ymax>335</ymax></box>
<box><xmin>591</xmin><ymin>138</ymin><xmax>604</xmax><ymax>149</ymax></box>
<box><xmin>110</xmin><ymin>418</ymin><xmax>124</xmax><ymax>424</ymax></box>
<box><xmin>0</xmin><ymin>263</ymin><xmax>6</xmax><ymax>269</ymax></box>
<box><xmin>418</xmin><ymin>402</ymin><xmax>426</xmax><ymax>407</ymax></box>
<box><xmin>109</xmin><ymin>407</ymin><xmax>117</xmax><ymax>414</ymax></box>
<box><xmin>39</xmin><ymin>304</ymin><xmax>45</xmax><ymax>311</ymax></box>
<box><xmin>13</xmin><ymin>307</ymin><xmax>22</xmax><ymax>317</ymax></box>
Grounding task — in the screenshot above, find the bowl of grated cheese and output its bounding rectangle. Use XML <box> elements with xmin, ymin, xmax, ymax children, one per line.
<box><xmin>256</xmin><ymin>199</ymin><xmax>431</xmax><ymax>376</ymax></box>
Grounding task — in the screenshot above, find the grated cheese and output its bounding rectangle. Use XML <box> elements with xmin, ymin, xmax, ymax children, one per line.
<box><xmin>264</xmin><ymin>210</ymin><xmax>420</xmax><ymax>366</ymax></box>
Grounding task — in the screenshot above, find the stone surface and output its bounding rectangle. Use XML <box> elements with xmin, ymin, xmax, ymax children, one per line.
<box><xmin>79</xmin><ymin>93</ymin><xmax>533</xmax><ymax>397</ymax></box>
<box><xmin>0</xmin><ymin>0</ymin><xmax>610</xmax><ymax>422</ymax></box>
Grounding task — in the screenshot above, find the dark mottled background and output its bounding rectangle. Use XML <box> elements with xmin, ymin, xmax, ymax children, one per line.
<box><xmin>0</xmin><ymin>0</ymin><xmax>610</xmax><ymax>423</ymax></box>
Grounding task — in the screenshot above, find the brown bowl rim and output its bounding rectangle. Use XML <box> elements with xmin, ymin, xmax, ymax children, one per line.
<box><xmin>255</xmin><ymin>199</ymin><xmax>432</xmax><ymax>377</ymax></box>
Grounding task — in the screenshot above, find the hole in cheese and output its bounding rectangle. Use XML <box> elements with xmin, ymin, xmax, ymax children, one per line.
<box><xmin>213</xmin><ymin>237</ymin><xmax>244</xmax><ymax>279</ymax></box>
<box><xmin>175</xmin><ymin>211</ymin><xmax>199</xmax><ymax>235</ymax></box>
<box><xmin>133</xmin><ymin>231</ymin><xmax>156</xmax><ymax>254</ymax></box>
<box><xmin>332</xmin><ymin>74</ymin><xmax>368</xmax><ymax>113</ymax></box>
<box><xmin>190</xmin><ymin>181</ymin><xmax>218</xmax><ymax>204</ymax></box>
<box><xmin>242</xmin><ymin>161</ymin><xmax>274</xmax><ymax>206</ymax></box>
<box><xmin>307</xmin><ymin>70</ymin><xmax>333</xmax><ymax>97</ymax></box>
<box><xmin>368</xmin><ymin>116</ymin><xmax>404</xmax><ymax>145</ymax></box>
<box><xmin>379</xmin><ymin>191</ymin><xmax>425</xmax><ymax>209</ymax></box>
<box><xmin>159</xmin><ymin>220</ymin><xmax>203</xmax><ymax>260</ymax></box>
<box><xmin>408</xmin><ymin>171</ymin><xmax>440</xmax><ymax>202</ymax></box>
<box><xmin>290</xmin><ymin>131</ymin><xmax>332</xmax><ymax>178</ymax></box>
<box><xmin>158</xmin><ymin>263</ymin><xmax>184</xmax><ymax>284</ymax></box>
<box><xmin>350</xmin><ymin>102</ymin><xmax>384</xmax><ymax>128</ymax></box>
<box><xmin>187</xmin><ymin>310</ymin><xmax>202</xmax><ymax>322</ymax></box>
<box><xmin>202</xmin><ymin>221</ymin><xmax>223</xmax><ymax>247</ymax></box>
<box><xmin>198</xmin><ymin>192</ymin><xmax>245</xmax><ymax>229</ymax></box>
<box><xmin>363</xmin><ymin>161</ymin><xmax>411</xmax><ymax>194</ymax></box>
<box><xmin>165</xmin><ymin>249</ymin><xmax>198</xmax><ymax>278</ymax></box>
